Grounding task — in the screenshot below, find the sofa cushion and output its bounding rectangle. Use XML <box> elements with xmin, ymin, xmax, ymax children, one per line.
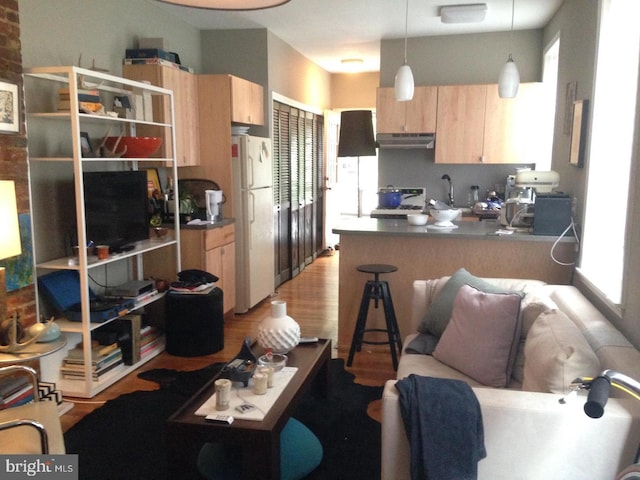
<box><xmin>512</xmin><ymin>292</ymin><xmax>559</xmax><ymax>383</ymax></box>
<box><xmin>523</xmin><ymin>309</ymin><xmax>601</xmax><ymax>394</ymax></box>
<box><xmin>433</xmin><ymin>284</ymin><xmax>523</xmax><ymax>387</ymax></box>
<box><xmin>418</xmin><ymin>268</ymin><xmax>522</xmax><ymax>338</ymax></box>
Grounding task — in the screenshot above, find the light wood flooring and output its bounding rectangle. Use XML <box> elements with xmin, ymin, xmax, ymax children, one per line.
<box><xmin>59</xmin><ymin>251</ymin><xmax>397</xmax><ymax>432</ymax></box>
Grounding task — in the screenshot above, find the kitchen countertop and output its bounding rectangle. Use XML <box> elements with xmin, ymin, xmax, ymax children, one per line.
<box><xmin>332</xmin><ymin>217</ymin><xmax>575</xmax><ymax>243</ymax></box>
<box><xmin>333</xmin><ymin>216</ymin><xmax>576</xmax><ymax>352</ymax></box>
<box><xmin>163</xmin><ymin>218</ymin><xmax>235</xmax><ymax>230</ymax></box>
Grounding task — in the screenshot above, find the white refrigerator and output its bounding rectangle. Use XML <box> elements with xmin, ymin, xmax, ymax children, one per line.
<box><xmin>232</xmin><ymin>135</ymin><xmax>275</xmax><ymax>313</ymax></box>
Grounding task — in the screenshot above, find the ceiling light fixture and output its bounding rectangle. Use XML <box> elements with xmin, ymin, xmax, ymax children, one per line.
<box><xmin>158</xmin><ymin>0</ymin><xmax>291</xmax><ymax>11</ymax></box>
<box><xmin>394</xmin><ymin>0</ymin><xmax>414</xmax><ymax>102</ymax></box>
<box><xmin>440</xmin><ymin>3</ymin><xmax>488</xmax><ymax>24</ymax></box>
<box><xmin>498</xmin><ymin>0</ymin><xmax>520</xmax><ymax>98</ymax></box>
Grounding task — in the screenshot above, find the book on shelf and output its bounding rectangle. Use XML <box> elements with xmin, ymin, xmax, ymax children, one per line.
<box><xmin>58</xmin><ymin>87</ymin><xmax>100</xmax><ymax>96</ymax></box>
<box><xmin>0</xmin><ymin>375</ymin><xmax>30</xmax><ymax>401</ymax></box>
<box><xmin>63</xmin><ymin>347</ymin><xmax>123</xmax><ymax>371</ymax></box>
<box><xmin>57</xmin><ymin>100</ymin><xmax>103</xmax><ymax>112</ymax></box>
<box><xmin>66</xmin><ymin>341</ymin><xmax>119</xmax><ymax>361</ymax></box>
<box><xmin>61</xmin><ymin>358</ymin><xmax>124</xmax><ymax>381</ymax></box>
<box><xmin>0</xmin><ymin>384</ymin><xmax>35</xmax><ymax>410</ymax></box>
<box><xmin>140</xmin><ymin>336</ymin><xmax>163</xmax><ymax>359</ymax></box>
<box><xmin>58</xmin><ymin>92</ymin><xmax>101</xmax><ymax>103</ymax></box>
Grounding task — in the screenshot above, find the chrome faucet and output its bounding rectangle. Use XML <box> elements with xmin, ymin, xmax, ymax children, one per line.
<box><xmin>441</xmin><ymin>174</ymin><xmax>454</xmax><ymax>206</ymax></box>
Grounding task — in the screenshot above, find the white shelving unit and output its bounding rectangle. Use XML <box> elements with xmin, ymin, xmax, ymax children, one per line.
<box><xmin>24</xmin><ymin>66</ymin><xmax>180</xmax><ymax>398</ymax></box>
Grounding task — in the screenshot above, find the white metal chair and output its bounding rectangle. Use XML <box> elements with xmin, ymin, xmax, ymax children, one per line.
<box><xmin>0</xmin><ymin>365</ymin><xmax>65</xmax><ymax>454</ymax></box>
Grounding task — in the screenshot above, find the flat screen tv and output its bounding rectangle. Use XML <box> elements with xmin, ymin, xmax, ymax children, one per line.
<box><xmin>83</xmin><ymin>170</ymin><xmax>149</xmax><ymax>252</ymax></box>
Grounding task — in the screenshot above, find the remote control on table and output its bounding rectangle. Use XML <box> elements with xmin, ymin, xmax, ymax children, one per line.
<box><xmin>299</xmin><ymin>336</ymin><xmax>319</xmax><ymax>344</ymax></box>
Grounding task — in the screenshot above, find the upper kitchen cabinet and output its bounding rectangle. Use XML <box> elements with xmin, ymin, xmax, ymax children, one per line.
<box><xmin>123</xmin><ymin>64</ymin><xmax>200</xmax><ymax>167</ymax></box>
<box><xmin>193</xmin><ymin>74</ymin><xmax>265</xmax><ymax>219</ymax></box>
<box><xmin>483</xmin><ymin>83</ymin><xmax>550</xmax><ymax>165</ymax></box>
<box><xmin>376</xmin><ymin>86</ymin><xmax>438</xmax><ymax>133</ymax></box>
<box><xmin>435</xmin><ymin>84</ymin><xmax>486</xmax><ymax>163</ymax></box>
<box><xmin>229</xmin><ymin>75</ymin><xmax>265</xmax><ymax>126</ymax></box>
<box><xmin>435</xmin><ymin>82</ymin><xmax>550</xmax><ymax>164</ymax></box>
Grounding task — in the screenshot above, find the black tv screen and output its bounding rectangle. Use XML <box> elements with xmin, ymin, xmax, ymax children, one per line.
<box><xmin>83</xmin><ymin>170</ymin><xmax>149</xmax><ymax>252</ymax></box>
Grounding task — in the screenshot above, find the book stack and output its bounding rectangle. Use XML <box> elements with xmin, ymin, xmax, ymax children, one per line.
<box><xmin>0</xmin><ymin>376</ymin><xmax>34</xmax><ymax>410</ymax></box>
<box><xmin>140</xmin><ymin>324</ymin><xmax>163</xmax><ymax>359</ymax></box>
<box><xmin>57</xmin><ymin>87</ymin><xmax>103</xmax><ymax>113</ymax></box>
<box><xmin>124</xmin><ymin>48</ymin><xmax>194</xmax><ymax>73</ymax></box>
<box><xmin>61</xmin><ymin>342</ymin><xmax>124</xmax><ymax>380</ymax></box>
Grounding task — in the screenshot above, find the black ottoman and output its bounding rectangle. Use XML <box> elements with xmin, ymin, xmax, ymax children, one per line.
<box><xmin>165</xmin><ymin>288</ymin><xmax>224</xmax><ymax>356</ymax></box>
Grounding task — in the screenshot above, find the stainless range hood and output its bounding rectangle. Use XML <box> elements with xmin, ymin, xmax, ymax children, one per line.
<box><xmin>377</xmin><ymin>133</ymin><xmax>435</xmax><ymax>149</ymax></box>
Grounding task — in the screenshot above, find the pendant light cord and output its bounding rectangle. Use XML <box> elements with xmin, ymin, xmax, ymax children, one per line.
<box><xmin>509</xmin><ymin>0</ymin><xmax>515</xmax><ymax>52</ymax></box>
<box><xmin>403</xmin><ymin>0</ymin><xmax>409</xmax><ymax>64</ymax></box>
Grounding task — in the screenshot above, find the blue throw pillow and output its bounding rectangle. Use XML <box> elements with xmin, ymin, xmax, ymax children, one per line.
<box><xmin>418</xmin><ymin>268</ymin><xmax>522</xmax><ymax>338</ymax></box>
<box><xmin>197</xmin><ymin>417</ymin><xmax>323</xmax><ymax>480</ymax></box>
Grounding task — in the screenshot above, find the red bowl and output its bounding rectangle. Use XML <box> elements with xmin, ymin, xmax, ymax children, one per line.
<box><xmin>104</xmin><ymin>136</ymin><xmax>162</xmax><ymax>158</ymax></box>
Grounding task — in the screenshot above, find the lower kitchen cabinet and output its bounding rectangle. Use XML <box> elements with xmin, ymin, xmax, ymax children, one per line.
<box><xmin>180</xmin><ymin>224</ymin><xmax>236</xmax><ymax>315</ymax></box>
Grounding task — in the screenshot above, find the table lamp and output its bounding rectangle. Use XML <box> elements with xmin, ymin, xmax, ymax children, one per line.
<box><xmin>0</xmin><ymin>180</ymin><xmax>22</xmax><ymax>330</ymax></box>
<box><xmin>337</xmin><ymin>110</ymin><xmax>377</xmax><ymax>217</ymax></box>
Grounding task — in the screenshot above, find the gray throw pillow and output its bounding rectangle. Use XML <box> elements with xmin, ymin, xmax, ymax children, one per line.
<box><xmin>418</xmin><ymin>268</ymin><xmax>522</xmax><ymax>338</ymax></box>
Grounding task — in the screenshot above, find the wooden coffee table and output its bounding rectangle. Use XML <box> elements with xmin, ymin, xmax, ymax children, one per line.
<box><xmin>166</xmin><ymin>338</ymin><xmax>331</xmax><ymax>479</ymax></box>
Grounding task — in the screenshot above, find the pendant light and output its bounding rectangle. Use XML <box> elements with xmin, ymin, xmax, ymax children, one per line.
<box><xmin>394</xmin><ymin>0</ymin><xmax>414</xmax><ymax>102</ymax></box>
<box><xmin>498</xmin><ymin>0</ymin><xmax>520</xmax><ymax>98</ymax></box>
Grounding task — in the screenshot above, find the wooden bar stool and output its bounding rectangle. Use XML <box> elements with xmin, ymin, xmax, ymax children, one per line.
<box><xmin>347</xmin><ymin>264</ymin><xmax>402</xmax><ymax>370</ymax></box>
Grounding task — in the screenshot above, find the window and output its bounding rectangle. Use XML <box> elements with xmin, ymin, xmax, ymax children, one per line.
<box><xmin>578</xmin><ymin>0</ymin><xmax>640</xmax><ymax>304</ymax></box>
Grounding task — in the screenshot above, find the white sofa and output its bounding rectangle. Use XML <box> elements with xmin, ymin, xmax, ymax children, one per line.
<box><xmin>382</xmin><ymin>276</ymin><xmax>640</xmax><ymax>480</ymax></box>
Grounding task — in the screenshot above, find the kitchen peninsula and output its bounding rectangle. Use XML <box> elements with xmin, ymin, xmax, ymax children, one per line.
<box><xmin>332</xmin><ymin>218</ymin><xmax>575</xmax><ymax>351</ymax></box>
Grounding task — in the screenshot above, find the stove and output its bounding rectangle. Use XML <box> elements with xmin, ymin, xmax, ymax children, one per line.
<box><xmin>370</xmin><ymin>187</ymin><xmax>426</xmax><ymax>218</ymax></box>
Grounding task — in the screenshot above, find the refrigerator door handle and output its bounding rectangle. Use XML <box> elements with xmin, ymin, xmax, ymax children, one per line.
<box><xmin>247</xmin><ymin>152</ymin><xmax>254</xmax><ymax>188</ymax></box>
<box><xmin>248</xmin><ymin>191</ymin><xmax>256</xmax><ymax>247</ymax></box>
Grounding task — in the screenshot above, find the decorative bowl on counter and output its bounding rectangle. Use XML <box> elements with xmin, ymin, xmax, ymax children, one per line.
<box><xmin>429</xmin><ymin>208</ymin><xmax>460</xmax><ymax>227</ymax></box>
<box><xmin>407</xmin><ymin>213</ymin><xmax>428</xmax><ymax>226</ymax></box>
<box><xmin>104</xmin><ymin>136</ymin><xmax>162</xmax><ymax>158</ymax></box>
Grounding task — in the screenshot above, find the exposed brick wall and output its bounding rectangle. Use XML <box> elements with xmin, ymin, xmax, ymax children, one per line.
<box><xmin>0</xmin><ymin>0</ymin><xmax>36</xmax><ymax>327</ymax></box>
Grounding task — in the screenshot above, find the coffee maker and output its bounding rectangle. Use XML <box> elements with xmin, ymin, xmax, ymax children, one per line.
<box><xmin>500</xmin><ymin>170</ymin><xmax>560</xmax><ymax>229</ymax></box>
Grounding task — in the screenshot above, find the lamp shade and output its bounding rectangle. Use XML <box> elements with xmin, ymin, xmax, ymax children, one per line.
<box><xmin>337</xmin><ymin>110</ymin><xmax>377</xmax><ymax>157</ymax></box>
<box><xmin>0</xmin><ymin>181</ymin><xmax>21</xmax><ymax>260</ymax></box>
<box><xmin>394</xmin><ymin>64</ymin><xmax>415</xmax><ymax>102</ymax></box>
<box><xmin>159</xmin><ymin>0</ymin><xmax>290</xmax><ymax>10</ymax></box>
<box><xmin>498</xmin><ymin>54</ymin><xmax>520</xmax><ymax>98</ymax></box>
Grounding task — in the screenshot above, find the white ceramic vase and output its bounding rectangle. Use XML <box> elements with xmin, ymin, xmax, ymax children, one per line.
<box><xmin>257</xmin><ymin>301</ymin><xmax>301</xmax><ymax>354</ymax></box>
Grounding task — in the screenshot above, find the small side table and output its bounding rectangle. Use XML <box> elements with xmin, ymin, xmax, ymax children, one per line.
<box><xmin>0</xmin><ymin>337</ymin><xmax>67</xmax><ymax>364</ymax></box>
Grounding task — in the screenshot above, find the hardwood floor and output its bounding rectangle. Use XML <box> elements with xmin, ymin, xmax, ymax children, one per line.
<box><xmin>59</xmin><ymin>251</ymin><xmax>397</xmax><ymax>432</ymax></box>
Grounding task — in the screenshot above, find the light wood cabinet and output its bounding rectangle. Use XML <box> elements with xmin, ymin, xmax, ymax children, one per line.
<box><xmin>483</xmin><ymin>83</ymin><xmax>549</xmax><ymax>165</ymax></box>
<box><xmin>180</xmin><ymin>224</ymin><xmax>236</xmax><ymax>315</ymax></box>
<box><xmin>230</xmin><ymin>75</ymin><xmax>265</xmax><ymax>125</ymax></box>
<box><xmin>435</xmin><ymin>84</ymin><xmax>487</xmax><ymax>163</ymax></box>
<box><xmin>188</xmin><ymin>74</ymin><xmax>265</xmax><ymax>219</ymax></box>
<box><xmin>376</xmin><ymin>86</ymin><xmax>438</xmax><ymax>133</ymax></box>
<box><xmin>435</xmin><ymin>82</ymin><xmax>549</xmax><ymax>164</ymax></box>
<box><xmin>123</xmin><ymin>64</ymin><xmax>200</xmax><ymax>167</ymax></box>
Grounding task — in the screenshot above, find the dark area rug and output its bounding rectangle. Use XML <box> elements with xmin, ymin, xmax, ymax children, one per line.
<box><xmin>63</xmin><ymin>358</ymin><xmax>383</xmax><ymax>480</ymax></box>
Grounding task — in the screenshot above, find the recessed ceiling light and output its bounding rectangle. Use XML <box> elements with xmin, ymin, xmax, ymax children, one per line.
<box><xmin>440</xmin><ymin>3</ymin><xmax>488</xmax><ymax>24</ymax></box>
<box><xmin>159</xmin><ymin>0</ymin><xmax>291</xmax><ymax>11</ymax></box>
<box><xmin>341</xmin><ymin>59</ymin><xmax>364</xmax><ymax>65</ymax></box>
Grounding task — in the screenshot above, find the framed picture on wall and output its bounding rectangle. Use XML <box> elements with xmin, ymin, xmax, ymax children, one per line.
<box><xmin>0</xmin><ymin>80</ymin><xmax>20</xmax><ymax>134</ymax></box>
<box><xmin>569</xmin><ymin>99</ymin><xmax>589</xmax><ymax>168</ymax></box>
